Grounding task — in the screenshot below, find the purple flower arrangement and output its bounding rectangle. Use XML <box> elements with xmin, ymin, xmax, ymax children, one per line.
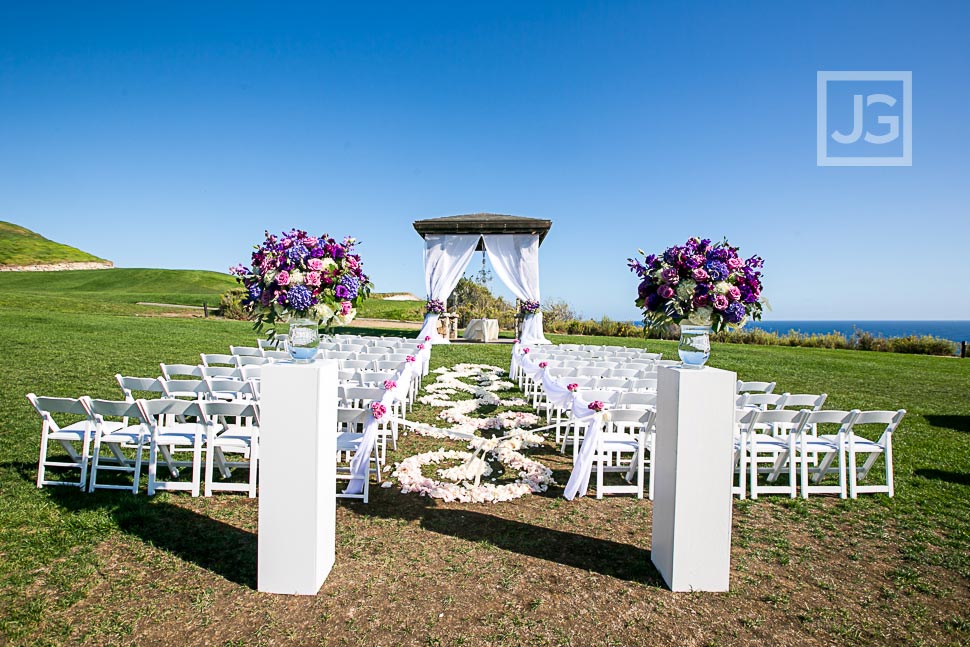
<box><xmin>230</xmin><ymin>228</ymin><xmax>371</xmax><ymax>330</ymax></box>
<box><xmin>628</xmin><ymin>237</ymin><xmax>764</xmax><ymax>332</ymax></box>
<box><xmin>519</xmin><ymin>299</ymin><xmax>541</xmax><ymax>315</ymax></box>
<box><xmin>425</xmin><ymin>299</ymin><xmax>446</xmax><ymax>315</ymax></box>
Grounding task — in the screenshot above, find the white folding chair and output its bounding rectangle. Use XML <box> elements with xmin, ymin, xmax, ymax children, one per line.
<box><xmin>616</xmin><ymin>391</ymin><xmax>657</xmax><ymax>410</ymax></box>
<box><xmin>845</xmin><ymin>409</ymin><xmax>905</xmax><ymax>498</ymax></box>
<box><xmin>199</xmin><ymin>399</ymin><xmax>260</xmax><ymax>497</ymax></box>
<box><xmin>201</xmin><ymin>353</ymin><xmax>237</xmax><ymax>368</ymax></box>
<box><xmin>84</xmin><ymin>398</ymin><xmax>148</xmax><ymax>494</ymax></box>
<box><xmin>138</xmin><ymin>399</ymin><xmax>206</xmax><ymax>497</ymax></box>
<box><xmin>116</xmin><ymin>375</ymin><xmax>165</xmax><ymax>401</ymax></box>
<box><xmin>230</xmin><ymin>345</ymin><xmax>262</xmax><ymax>358</ymax></box>
<box><xmin>782</xmin><ymin>409</ymin><xmax>858</xmax><ymax>499</ymax></box>
<box><xmin>27</xmin><ymin>394</ymin><xmax>94</xmax><ymax>489</ymax></box>
<box><xmin>335</xmin><ymin>408</ymin><xmax>377</xmax><ymax>503</ymax></box>
<box><xmin>262</xmin><ymin>350</ymin><xmax>290</xmax><ymax>361</ymax></box>
<box><xmin>160</xmin><ymin>363</ymin><xmax>204</xmax><ymax>380</ymax></box>
<box><xmin>204</xmin><ymin>377</ymin><xmax>256</xmax><ymax>401</ymax></box>
<box><xmin>159</xmin><ymin>377</ymin><xmax>209</xmax><ymax>400</ymax></box>
<box><xmin>744</xmin><ymin>409</ymin><xmax>810</xmax><ymax>499</ymax></box>
<box><xmin>737</xmin><ymin>380</ymin><xmax>776</xmax><ymax>394</ymax></box>
<box><xmin>201</xmin><ymin>365</ymin><xmax>239</xmax><ymax>378</ymax></box>
<box><xmin>236</xmin><ymin>355</ymin><xmax>271</xmax><ymax>367</ymax></box>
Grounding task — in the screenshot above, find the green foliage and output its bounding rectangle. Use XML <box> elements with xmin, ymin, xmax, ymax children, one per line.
<box><xmin>450</xmin><ymin>277</ymin><xmax>514</xmax><ymax>328</ymax></box>
<box><xmin>0</xmin><ymin>221</ymin><xmax>106</xmax><ymax>266</ymax></box>
<box><xmin>711</xmin><ymin>327</ymin><xmax>958</xmax><ymax>357</ymax></box>
<box><xmin>218</xmin><ymin>288</ymin><xmax>250</xmax><ymax>320</ymax></box>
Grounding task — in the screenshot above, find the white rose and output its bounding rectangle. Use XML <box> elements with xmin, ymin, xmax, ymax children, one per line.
<box><xmin>715</xmin><ymin>281</ymin><xmax>731</xmax><ymax>295</ymax></box>
<box><xmin>687</xmin><ymin>307</ymin><xmax>713</xmax><ymax>326</ymax></box>
<box><xmin>288</xmin><ymin>269</ymin><xmax>304</xmax><ymax>285</ymax></box>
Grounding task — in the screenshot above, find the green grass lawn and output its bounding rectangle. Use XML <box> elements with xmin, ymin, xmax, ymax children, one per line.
<box><xmin>0</xmin><ymin>221</ymin><xmax>107</xmax><ymax>266</ymax></box>
<box><xmin>1</xmin><ymin>299</ymin><xmax>968</xmax><ymax>645</ymax></box>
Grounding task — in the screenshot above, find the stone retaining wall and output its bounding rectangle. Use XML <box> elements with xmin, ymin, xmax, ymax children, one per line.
<box><xmin>0</xmin><ymin>261</ymin><xmax>114</xmax><ymax>272</ymax></box>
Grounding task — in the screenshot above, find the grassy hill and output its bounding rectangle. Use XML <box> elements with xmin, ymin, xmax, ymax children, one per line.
<box><xmin>0</xmin><ymin>267</ymin><xmax>237</xmax><ymax>314</ymax></box>
<box><xmin>0</xmin><ymin>221</ymin><xmax>107</xmax><ymax>267</ymax></box>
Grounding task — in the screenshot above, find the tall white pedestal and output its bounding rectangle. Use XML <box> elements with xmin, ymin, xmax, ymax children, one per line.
<box><xmin>258</xmin><ymin>361</ymin><xmax>337</xmax><ymax>595</ymax></box>
<box><xmin>651</xmin><ymin>365</ymin><xmax>737</xmax><ymax>592</ymax></box>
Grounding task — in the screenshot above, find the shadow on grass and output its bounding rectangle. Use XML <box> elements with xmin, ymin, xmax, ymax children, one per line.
<box><xmin>40</xmin><ymin>480</ymin><xmax>257</xmax><ymax>589</ymax></box>
<box><xmin>925</xmin><ymin>414</ymin><xmax>970</xmax><ymax>434</ymax></box>
<box><xmin>348</xmin><ymin>494</ymin><xmax>663</xmax><ymax>586</ymax></box>
<box><xmin>915</xmin><ymin>468</ymin><xmax>970</xmax><ymax>486</ymax></box>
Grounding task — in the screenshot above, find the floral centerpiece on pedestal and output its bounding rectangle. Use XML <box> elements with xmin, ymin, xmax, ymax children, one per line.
<box><xmin>231</xmin><ymin>228</ymin><xmax>372</xmax><ymax>333</ymax></box>
<box><xmin>628</xmin><ymin>237</ymin><xmax>764</xmax><ymax>366</ymax></box>
<box><xmin>519</xmin><ymin>299</ymin><xmax>541</xmax><ymax>316</ymax></box>
<box><xmin>425</xmin><ymin>299</ymin><xmax>446</xmax><ymax>315</ymax></box>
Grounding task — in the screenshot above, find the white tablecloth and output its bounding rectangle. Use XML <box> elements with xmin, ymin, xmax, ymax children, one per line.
<box><xmin>464</xmin><ymin>318</ymin><xmax>499</xmax><ymax>342</ymax></box>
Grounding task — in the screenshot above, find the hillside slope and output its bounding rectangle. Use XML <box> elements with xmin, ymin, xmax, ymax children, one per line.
<box><xmin>0</xmin><ymin>267</ymin><xmax>236</xmax><ymax>312</ymax></box>
<box><xmin>0</xmin><ymin>221</ymin><xmax>108</xmax><ymax>267</ymax></box>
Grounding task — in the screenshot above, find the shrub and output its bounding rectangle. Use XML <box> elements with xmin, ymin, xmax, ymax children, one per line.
<box><xmin>219</xmin><ymin>288</ymin><xmax>251</xmax><ymax>321</ymax></box>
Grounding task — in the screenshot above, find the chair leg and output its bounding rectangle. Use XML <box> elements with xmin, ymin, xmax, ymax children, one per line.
<box><xmin>248</xmin><ymin>441</ymin><xmax>259</xmax><ymax>498</ymax></box>
<box><xmin>191</xmin><ymin>437</ymin><xmax>203</xmax><ymax>497</ymax></box>
<box><xmin>36</xmin><ymin>424</ymin><xmax>50</xmax><ymax>488</ymax></box>
<box><xmin>204</xmin><ymin>438</ymin><xmax>215</xmax><ymax>497</ymax></box>
<box><xmin>885</xmin><ymin>441</ymin><xmax>894</xmax><ymax>497</ymax></box>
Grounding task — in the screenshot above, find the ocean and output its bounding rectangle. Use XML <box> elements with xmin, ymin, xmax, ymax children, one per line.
<box><xmin>744</xmin><ymin>320</ymin><xmax>970</xmax><ymax>344</ymax></box>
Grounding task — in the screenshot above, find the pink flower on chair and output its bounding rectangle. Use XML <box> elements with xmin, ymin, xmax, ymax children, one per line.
<box><xmin>417</xmin><ymin>343</ymin><xmax>425</xmax><ymax>350</ymax></box>
<box><xmin>567</xmin><ymin>383</ymin><xmax>578</xmax><ymax>392</ymax></box>
<box><xmin>587</xmin><ymin>401</ymin><xmax>605</xmax><ymax>412</ymax></box>
<box><xmin>383</xmin><ymin>380</ymin><xmax>397</xmax><ymax>390</ymax></box>
<box><xmin>539</xmin><ymin>362</ymin><xmax>548</xmax><ymax>369</ymax></box>
<box><xmin>513</xmin><ymin>338</ymin><xmax>520</xmax><ymax>344</ymax></box>
<box><xmin>425</xmin><ymin>336</ymin><xmax>432</xmax><ymax>342</ymax></box>
<box><xmin>406</xmin><ymin>355</ymin><xmax>416</xmax><ymax>363</ymax></box>
<box><xmin>522</xmin><ymin>347</ymin><xmax>530</xmax><ymax>354</ymax></box>
<box><xmin>371</xmin><ymin>402</ymin><xmax>387</xmax><ymax>420</ymax></box>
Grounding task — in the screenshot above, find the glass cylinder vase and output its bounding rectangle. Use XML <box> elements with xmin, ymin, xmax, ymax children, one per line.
<box><xmin>678</xmin><ymin>324</ymin><xmax>712</xmax><ymax>369</ymax></box>
<box><xmin>287</xmin><ymin>318</ymin><xmax>321</xmax><ymax>363</ymax></box>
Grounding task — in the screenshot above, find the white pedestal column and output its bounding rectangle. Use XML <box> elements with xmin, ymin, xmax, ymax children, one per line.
<box><xmin>651</xmin><ymin>365</ymin><xmax>737</xmax><ymax>592</ymax></box>
<box><xmin>258</xmin><ymin>361</ymin><xmax>337</xmax><ymax>595</ymax></box>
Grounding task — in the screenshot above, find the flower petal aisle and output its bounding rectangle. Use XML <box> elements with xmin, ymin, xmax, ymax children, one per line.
<box><xmin>389</xmin><ymin>363</ymin><xmax>556</xmax><ymax>503</ymax></box>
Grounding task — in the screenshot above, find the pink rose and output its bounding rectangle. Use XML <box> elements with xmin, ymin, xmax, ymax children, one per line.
<box><xmin>406</xmin><ymin>355</ymin><xmax>416</xmax><ymax>363</ymax></box>
<box><xmin>282</xmin><ymin>238</ymin><xmax>293</xmax><ymax>248</ymax></box>
<box><xmin>693</xmin><ymin>294</ymin><xmax>710</xmax><ymax>307</ymax></box>
<box><xmin>712</xmin><ymin>294</ymin><xmax>729</xmax><ymax>310</ymax></box>
<box><xmin>370</xmin><ymin>401</ymin><xmax>386</xmax><ymax>420</ymax></box>
<box><xmin>727</xmin><ymin>286</ymin><xmax>741</xmax><ymax>301</ymax></box>
<box><xmin>276</xmin><ymin>270</ymin><xmax>290</xmax><ymax>286</ymax></box>
<box><xmin>305</xmin><ymin>271</ymin><xmax>321</xmax><ymax>287</ymax></box>
<box><xmin>513</xmin><ymin>338</ymin><xmax>520</xmax><ymax>344</ymax></box>
<box><xmin>340</xmin><ymin>301</ymin><xmax>352</xmax><ymax>315</ymax></box>
<box><xmin>383</xmin><ymin>380</ymin><xmax>397</xmax><ymax>390</ymax></box>
<box><xmin>307</xmin><ymin>258</ymin><xmax>323</xmax><ymax>271</ymax></box>
<box><xmin>567</xmin><ymin>383</ymin><xmax>578</xmax><ymax>392</ymax></box>
<box><xmin>417</xmin><ymin>343</ymin><xmax>425</xmax><ymax>350</ymax></box>
<box><xmin>727</xmin><ymin>257</ymin><xmax>743</xmax><ymax>270</ymax></box>
<box><xmin>305</xmin><ymin>236</ymin><xmax>319</xmax><ymax>248</ymax></box>
<box><xmin>523</xmin><ymin>348</ymin><xmax>530</xmax><ymax>354</ymax></box>
<box><xmin>539</xmin><ymin>362</ymin><xmax>548</xmax><ymax>369</ymax></box>
<box><xmin>346</xmin><ymin>257</ymin><xmax>359</xmax><ymax>270</ymax></box>
<box><xmin>425</xmin><ymin>336</ymin><xmax>432</xmax><ymax>342</ymax></box>
<box><xmin>588</xmin><ymin>401</ymin><xmax>605</xmax><ymax>412</ymax></box>
<box><xmin>691</xmin><ymin>268</ymin><xmax>709</xmax><ymax>281</ymax></box>
<box><xmin>658</xmin><ymin>285</ymin><xmax>675</xmax><ymax>299</ymax></box>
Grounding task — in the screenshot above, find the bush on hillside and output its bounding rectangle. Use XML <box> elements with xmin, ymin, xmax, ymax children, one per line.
<box><xmin>219</xmin><ymin>288</ymin><xmax>250</xmax><ymax>321</ymax></box>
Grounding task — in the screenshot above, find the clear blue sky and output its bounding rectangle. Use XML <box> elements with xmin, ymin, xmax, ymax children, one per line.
<box><xmin>2</xmin><ymin>1</ymin><xmax>967</xmax><ymax>320</ymax></box>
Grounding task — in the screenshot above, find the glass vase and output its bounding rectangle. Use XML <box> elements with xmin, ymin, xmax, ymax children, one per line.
<box><xmin>678</xmin><ymin>324</ymin><xmax>712</xmax><ymax>368</ymax></box>
<box><xmin>287</xmin><ymin>318</ymin><xmax>321</xmax><ymax>363</ymax></box>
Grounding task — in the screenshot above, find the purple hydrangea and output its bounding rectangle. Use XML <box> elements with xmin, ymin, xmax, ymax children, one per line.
<box><xmin>705</xmin><ymin>260</ymin><xmax>730</xmax><ymax>282</ymax></box>
<box><xmin>339</xmin><ymin>274</ymin><xmax>360</xmax><ymax>299</ymax></box>
<box><xmin>247</xmin><ymin>284</ymin><xmax>262</xmax><ymax>302</ymax></box>
<box><xmin>286</xmin><ymin>244</ymin><xmax>309</xmax><ymax>263</ymax></box>
<box><xmin>725</xmin><ymin>301</ymin><xmax>746</xmax><ymax>324</ymax></box>
<box><xmin>286</xmin><ymin>285</ymin><xmax>314</xmax><ymax>310</ymax></box>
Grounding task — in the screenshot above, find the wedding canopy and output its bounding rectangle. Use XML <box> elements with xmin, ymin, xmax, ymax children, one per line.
<box><xmin>413</xmin><ymin>213</ymin><xmax>553</xmax><ymax>345</ymax></box>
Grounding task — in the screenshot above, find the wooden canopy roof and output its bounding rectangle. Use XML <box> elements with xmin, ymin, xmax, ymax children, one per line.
<box><xmin>413</xmin><ymin>213</ymin><xmax>552</xmax><ymax>248</ymax></box>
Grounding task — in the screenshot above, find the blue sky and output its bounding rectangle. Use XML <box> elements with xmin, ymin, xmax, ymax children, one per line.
<box><xmin>1</xmin><ymin>1</ymin><xmax>967</xmax><ymax>320</ymax></box>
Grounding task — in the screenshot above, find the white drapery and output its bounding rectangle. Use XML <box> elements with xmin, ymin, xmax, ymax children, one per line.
<box><xmin>482</xmin><ymin>234</ymin><xmax>550</xmax><ymax>345</ymax></box>
<box><xmin>416</xmin><ymin>234</ymin><xmax>481</xmax><ymax>344</ymax></box>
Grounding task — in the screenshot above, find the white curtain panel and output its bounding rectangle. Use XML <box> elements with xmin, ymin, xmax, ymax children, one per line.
<box><xmin>482</xmin><ymin>234</ymin><xmax>550</xmax><ymax>345</ymax></box>
<box><xmin>416</xmin><ymin>234</ymin><xmax>481</xmax><ymax>344</ymax></box>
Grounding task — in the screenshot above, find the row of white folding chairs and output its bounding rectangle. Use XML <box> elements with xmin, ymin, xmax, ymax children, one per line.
<box><xmin>735</xmin><ymin>407</ymin><xmax>904</xmax><ymax>499</ymax></box>
<box><xmin>30</xmin><ymin>394</ymin><xmax>260</xmax><ymax>497</ymax></box>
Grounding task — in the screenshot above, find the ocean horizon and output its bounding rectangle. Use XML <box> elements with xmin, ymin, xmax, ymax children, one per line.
<box><xmin>631</xmin><ymin>320</ymin><xmax>970</xmax><ymax>344</ymax></box>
